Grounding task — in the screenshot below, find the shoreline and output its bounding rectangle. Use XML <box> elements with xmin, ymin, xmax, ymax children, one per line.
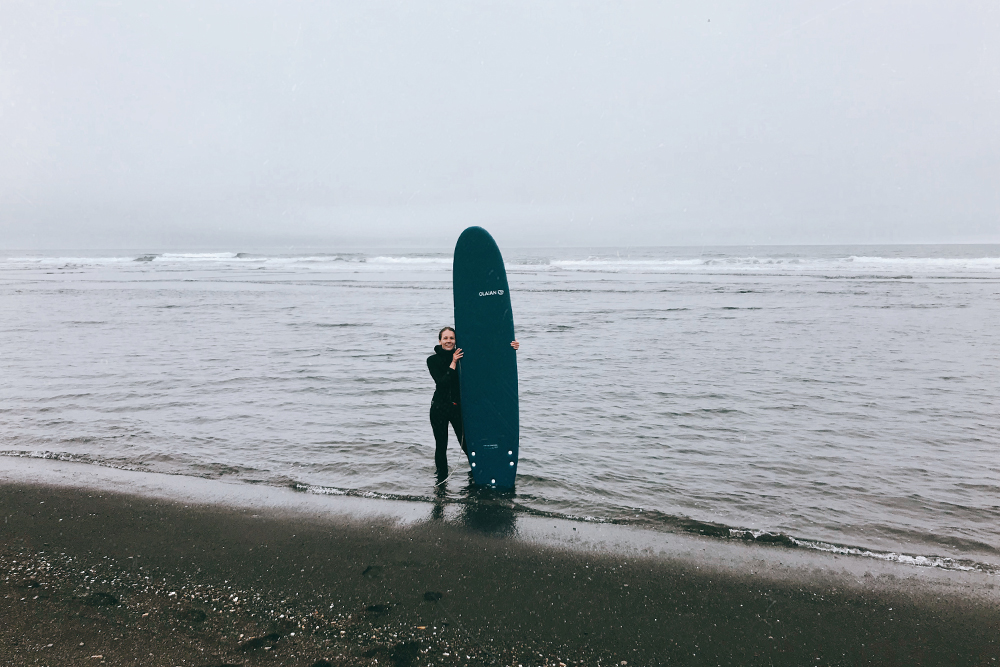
<box><xmin>2</xmin><ymin>455</ymin><xmax>999</xmax><ymax>588</ymax></box>
<box><xmin>3</xmin><ymin>452</ymin><xmax>998</xmax><ymax>577</ymax></box>
<box><xmin>2</xmin><ymin>459</ymin><xmax>999</xmax><ymax>666</ymax></box>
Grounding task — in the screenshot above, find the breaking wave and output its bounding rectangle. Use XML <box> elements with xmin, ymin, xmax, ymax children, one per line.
<box><xmin>5</xmin><ymin>249</ymin><xmax>999</xmax><ymax>276</ymax></box>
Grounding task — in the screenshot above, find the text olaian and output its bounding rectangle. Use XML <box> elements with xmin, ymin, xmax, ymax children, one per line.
<box><xmin>478</xmin><ymin>289</ymin><xmax>504</xmax><ymax>297</ymax></box>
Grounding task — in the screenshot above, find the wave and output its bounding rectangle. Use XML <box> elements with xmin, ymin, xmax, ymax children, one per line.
<box><xmin>5</xmin><ymin>250</ymin><xmax>999</xmax><ymax>276</ymax></box>
<box><xmin>156</xmin><ymin>252</ymin><xmax>241</xmax><ymax>260</ymax></box>
<box><xmin>549</xmin><ymin>256</ymin><xmax>1000</xmax><ymax>275</ymax></box>
<box><xmin>4</xmin><ymin>256</ymin><xmax>138</xmax><ymax>265</ymax></box>
<box><xmin>366</xmin><ymin>256</ymin><xmax>451</xmax><ymax>264</ymax></box>
<box><xmin>0</xmin><ymin>449</ymin><xmax>151</xmax><ymax>472</ymax></box>
<box><xmin>784</xmin><ymin>536</ymin><xmax>990</xmax><ymax>573</ymax></box>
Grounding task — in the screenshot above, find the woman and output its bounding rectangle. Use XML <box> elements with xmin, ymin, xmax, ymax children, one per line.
<box><xmin>427</xmin><ymin>327</ymin><xmax>518</xmax><ymax>473</ymax></box>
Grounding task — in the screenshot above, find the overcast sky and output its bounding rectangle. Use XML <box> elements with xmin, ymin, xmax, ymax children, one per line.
<box><xmin>1</xmin><ymin>1</ymin><xmax>997</xmax><ymax>249</ymax></box>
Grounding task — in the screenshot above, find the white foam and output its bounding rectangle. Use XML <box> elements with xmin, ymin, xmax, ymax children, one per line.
<box><xmin>6</xmin><ymin>251</ymin><xmax>998</xmax><ymax>275</ymax></box>
<box><xmin>844</xmin><ymin>255</ymin><xmax>1000</xmax><ymax>270</ymax></box>
<box><xmin>4</xmin><ymin>256</ymin><xmax>136</xmax><ymax>265</ymax></box>
<box><xmin>366</xmin><ymin>256</ymin><xmax>452</xmax><ymax>264</ymax></box>
<box><xmin>548</xmin><ymin>255</ymin><xmax>1000</xmax><ymax>275</ymax></box>
<box><xmin>265</xmin><ymin>256</ymin><xmax>361</xmax><ymax>264</ymax></box>
<box><xmin>551</xmin><ymin>258</ymin><xmax>705</xmax><ymax>269</ymax></box>
<box><xmin>788</xmin><ymin>537</ymin><xmax>991</xmax><ymax>573</ymax></box>
<box><xmin>155</xmin><ymin>252</ymin><xmax>241</xmax><ymax>261</ymax></box>
<box><xmin>298</xmin><ymin>483</ymin><xmax>348</xmax><ymax>496</ymax></box>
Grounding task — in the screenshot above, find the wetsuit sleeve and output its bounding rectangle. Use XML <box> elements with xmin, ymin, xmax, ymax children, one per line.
<box><xmin>427</xmin><ymin>356</ymin><xmax>456</xmax><ymax>391</ymax></box>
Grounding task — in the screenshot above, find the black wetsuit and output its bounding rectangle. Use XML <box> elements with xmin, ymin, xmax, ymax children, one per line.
<box><xmin>427</xmin><ymin>345</ymin><xmax>465</xmax><ymax>471</ymax></box>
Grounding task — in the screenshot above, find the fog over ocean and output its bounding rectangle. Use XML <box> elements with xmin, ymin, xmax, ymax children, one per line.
<box><xmin>2</xmin><ymin>245</ymin><xmax>998</xmax><ymax>572</ymax></box>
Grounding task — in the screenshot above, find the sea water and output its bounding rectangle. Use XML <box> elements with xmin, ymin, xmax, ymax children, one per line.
<box><xmin>2</xmin><ymin>245</ymin><xmax>998</xmax><ymax>571</ymax></box>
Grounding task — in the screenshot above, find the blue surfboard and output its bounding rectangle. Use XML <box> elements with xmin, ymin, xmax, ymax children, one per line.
<box><xmin>453</xmin><ymin>227</ymin><xmax>518</xmax><ymax>488</ymax></box>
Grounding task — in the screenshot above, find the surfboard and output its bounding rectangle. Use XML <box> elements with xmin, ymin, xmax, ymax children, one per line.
<box><xmin>452</xmin><ymin>226</ymin><xmax>519</xmax><ymax>488</ymax></box>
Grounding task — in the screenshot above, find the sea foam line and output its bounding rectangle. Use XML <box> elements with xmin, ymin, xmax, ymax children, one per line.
<box><xmin>5</xmin><ymin>252</ymin><xmax>1000</xmax><ymax>275</ymax></box>
<box><xmin>786</xmin><ymin>537</ymin><xmax>989</xmax><ymax>573</ymax></box>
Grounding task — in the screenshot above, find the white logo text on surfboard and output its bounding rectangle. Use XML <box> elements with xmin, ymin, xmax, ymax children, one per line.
<box><xmin>478</xmin><ymin>289</ymin><xmax>504</xmax><ymax>297</ymax></box>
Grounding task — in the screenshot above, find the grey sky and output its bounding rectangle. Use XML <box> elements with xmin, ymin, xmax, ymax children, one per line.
<box><xmin>1</xmin><ymin>1</ymin><xmax>997</xmax><ymax>249</ymax></box>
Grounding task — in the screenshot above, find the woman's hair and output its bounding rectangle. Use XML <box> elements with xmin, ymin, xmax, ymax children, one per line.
<box><xmin>438</xmin><ymin>326</ymin><xmax>456</xmax><ymax>340</ymax></box>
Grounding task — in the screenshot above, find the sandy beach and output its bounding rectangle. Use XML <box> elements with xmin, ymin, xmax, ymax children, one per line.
<box><xmin>1</xmin><ymin>458</ymin><xmax>999</xmax><ymax>666</ymax></box>
<box><xmin>5</xmin><ymin>2</ymin><xmax>999</xmax><ymax>665</ymax></box>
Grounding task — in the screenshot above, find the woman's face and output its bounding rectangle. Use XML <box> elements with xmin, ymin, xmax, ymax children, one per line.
<box><xmin>440</xmin><ymin>329</ymin><xmax>456</xmax><ymax>351</ymax></box>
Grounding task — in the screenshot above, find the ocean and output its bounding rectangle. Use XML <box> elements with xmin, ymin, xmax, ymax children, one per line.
<box><xmin>2</xmin><ymin>245</ymin><xmax>998</xmax><ymax>573</ymax></box>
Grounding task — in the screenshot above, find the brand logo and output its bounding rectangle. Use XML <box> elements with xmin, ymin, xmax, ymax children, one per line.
<box><xmin>478</xmin><ymin>289</ymin><xmax>504</xmax><ymax>297</ymax></box>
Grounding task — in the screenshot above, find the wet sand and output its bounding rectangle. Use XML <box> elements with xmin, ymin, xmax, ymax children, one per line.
<box><xmin>1</xmin><ymin>459</ymin><xmax>999</xmax><ymax>666</ymax></box>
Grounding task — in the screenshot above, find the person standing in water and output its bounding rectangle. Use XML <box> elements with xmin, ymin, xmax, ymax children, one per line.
<box><xmin>427</xmin><ymin>327</ymin><xmax>518</xmax><ymax>474</ymax></box>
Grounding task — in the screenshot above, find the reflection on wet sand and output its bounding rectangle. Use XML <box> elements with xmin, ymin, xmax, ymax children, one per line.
<box><xmin>431</xmin><ymin>469</ymin><xmax>517</xmax><ymax>536</ymax></box>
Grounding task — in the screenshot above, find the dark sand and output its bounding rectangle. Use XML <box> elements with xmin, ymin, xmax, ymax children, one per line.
<box><xmin>1</xmin><ymin>463</ymin><xmax>999</xmax><ymax>666</ymax></box>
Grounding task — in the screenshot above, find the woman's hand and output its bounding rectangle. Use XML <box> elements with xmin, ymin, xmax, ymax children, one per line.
<box><xmin>510</xmin><ymin>340</ymin><xmax>520</xmax><ymax>350</ymax></box>
<box><xmin>450</xmin><ymin>347</ymin><xmax>463</xmax><ymax>369</ymax></box>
